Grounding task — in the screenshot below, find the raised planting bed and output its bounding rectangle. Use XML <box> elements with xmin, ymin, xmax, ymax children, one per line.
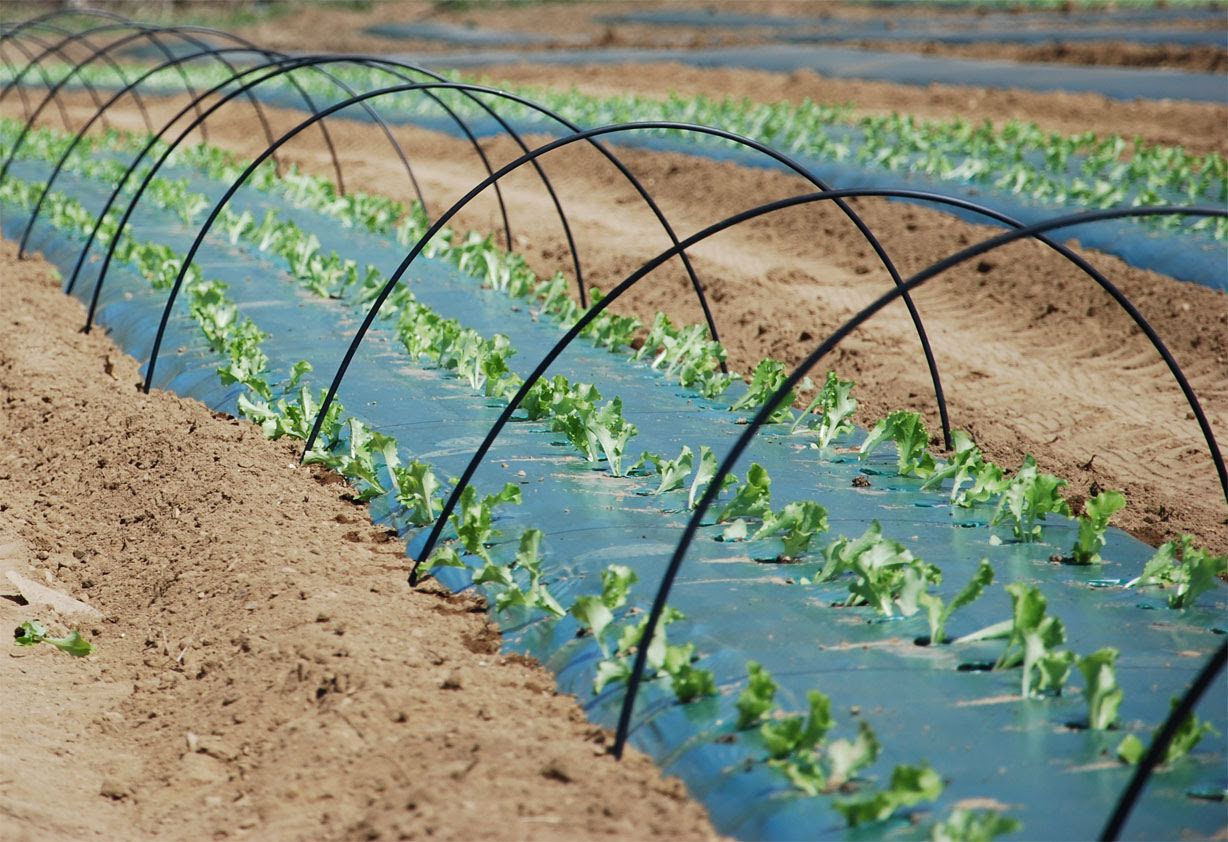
<box><xmin>2</xmin><ymin>113</ymin><xmax>1224</xmax><ymax>840</ymax></box>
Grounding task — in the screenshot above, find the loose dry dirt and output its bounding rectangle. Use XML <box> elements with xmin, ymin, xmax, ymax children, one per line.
<box><xmin>10</xmin><ymin>91</ymin><xmax>1223</xmax><ymax>555</ymax></box>
<box><xmin>0</xmin><ymin>238</ymin><xmax>717</xmax><ymax>840</ymax></box>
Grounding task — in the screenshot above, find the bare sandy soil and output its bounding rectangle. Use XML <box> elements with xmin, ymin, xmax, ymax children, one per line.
<box><xmin>0</xmin><ymin>238</ymin><xmax>718</xmax><ymax>841</ymax></box>
<box><xmin>224</xmin><ymin>0</ymin><xmax>1228</xmax><ymax>71</ymax></box>
<box><xmin>6</xmin><ymin>92</ymin><xmax>1225</xmax><ymax>558</ymax></box>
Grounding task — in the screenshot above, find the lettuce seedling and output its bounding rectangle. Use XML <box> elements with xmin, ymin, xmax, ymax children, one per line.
<box><xmin>646</xmin><ymin>445</ymin><xmax>693</xmax><ymax>495</ymax></box>
<box><xmin>735</xmin><ymin>661</ymin><xmax>778</xmax><ymax>730</ymax></box>
<box><xmin>991</xmin><ymin>455</ymin><xmax>1070</xmax><ymax>541</ymax></box>
<box><xmin>833</xmin><ymin>763</ymin><xmax>945</xmax><ymax>827</ymax></box>
<box><xmin>754</xmin><ymin>500</ymin><xmax>830</xmax><ymax>558</ymax></box>
<box><xmin>1078</xmin><ymin>648</ymin><xmax>1123</xmax><ymax>731</ymax></box>
<box><xmin>491</xmin><ymin>529</ymin><xmax>565</xmax><ymax>617</ymax></box>
<box><xmin>717</xmin><ymin>463</ymin><xmax>772</xmax><ymax>523</ymax></box>
<box><xmin>930</xmin><ymin>809</ymin><xmax>1022</xmax><ymax>842</ymax></box>
<box><xmin>1125</xmin><ymin>535</ymin><xmax>1226</xmax><ymax>609</ymax></box>
<box><xmin>1117</xmin><ymin>698</ymin><xmax>1219</xmax><ymax>766</ymax></box>
<box><xmin>859</xmin><ymin>410</ymin><xmax>936</xmax><ymax>477</ymax></box>
<box><xmin>761</xmin><ymin>690</ymin><xmax>833</xmax><ymax>760</ymax></box>
<box><xmin>813</xmin><ymin>522</ymin><xmax>940</xmax><ymax>617</ymax></box>
<box><xmin>688</xmin><ymin>445</ymin><xmax>737</xmax><ymax>510</ymax></box>
<box><xmin>729</xmin><ymin>359</ymin><xmax>799</xmax><ymax>424</ymax></box>
<box><xmin>450</xmin><ymin>482</ymin><xmax>523</xmax><ymax>563</ymax></box>
<box><xmin>791</xmin><ymin>371</ymin><xmax>857</xmax><ymax>448</ymax></box>
<box><xmin>825</xmin><ymin>721</ymin><xmax>881</xmax><ymax>789</ymax></box>
<box><xmin>391</xmin><ymin>460</ymin><xmax>442</xmax><ymax>527</ymax></box>
<box><xmin>916</xmin><ymin>559</ymin><xmax>994</xmax><ymax>644</ymax></box>
<box><xmin>589</xmin><ymin>397</ymin><xmax>638</xmax><ymax>476</ymax></box>
<box><xmin>592</xmin><ymin>607</ymin><xmax>713</xmax><ymax>703</ymax></box>
<box><xmin>921</xmin><ymin>430</ymin><xmax>1006</xmax><ymax>506</ymax></box>
<box><xmin>14</xmin><ymin>620</ymin><xmax>93</xmax><ymax>657</ymax></box>
<box><xmin>995</xmin><ymin>583</ymin><xmax>1075</xmax><ymax>697</ymax></box>
<box><xmin>1069</xmin><ymin>490</ymin><xmax>1127</xmax><ymax>564</ymax></box>
<box><xmin>570</xmin><ymin>563</ymin><xmax>638</xmax><ymax>655</ymax></box>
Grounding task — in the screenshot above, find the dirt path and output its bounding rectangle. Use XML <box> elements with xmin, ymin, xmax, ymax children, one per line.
<box><xmin>0</xmin><ymin>238</ymin><xmax>717</xmax><ymax>840</ymax></box>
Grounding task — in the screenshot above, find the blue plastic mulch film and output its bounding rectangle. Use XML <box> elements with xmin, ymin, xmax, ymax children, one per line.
<box><xmin>2</xmin><ymin>142</ymin><xmax>1225</xmax><ymax>842</ymax></box>
<box><xmin>36</xmin><ymin>71</ymin><xmax>1221</xmax><ymax>292</ymax></box>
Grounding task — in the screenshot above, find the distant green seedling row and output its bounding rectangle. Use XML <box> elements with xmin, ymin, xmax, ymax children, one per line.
<box><xmin>6</xmin><ymin>61</ymin><xmax>1223</xmax><ymax>242</ymax></box>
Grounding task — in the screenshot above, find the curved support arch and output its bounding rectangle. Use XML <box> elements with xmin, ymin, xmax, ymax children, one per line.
<box><xmin>1</xmin><ymin>22</ymin><xmax>260</xmax><ymax>179</ymax></box>
<box><xmin>1099</xmin><ymin>640</ymin><xmax>1227</xmax><ymax>840</ymax></box>
<box><xmin>0</xmin><ymin>22</ymin><xmax>346</xmax><ymax>193</ymax></box>
<box><xmin>0</xmin><ymin>26</ymin><xmax>152</xmax><ymax>135</ymax></box>
<box><xmin>0</xmin><ymin>32</ymin><xmax>80</xmax><ymax>131</ymax></box>
<box><xmin>70</xmin><ymin>57</ymin><xmax>523</xmax><ymax>323</ymax></box>
<box><xmin>3</xmin><ymin>21</ymin><xmax>218</xmax><ymax>144</ymax></box>
<box><xmin>610</xmin><ymin>203</ymin><xmax>1225</xmax><ymax>761</ymax></box>
<box><xmin>66</xmin><ymin>53</ymin><xmax>422</xmax><ymax>306</ymax></box>
<box><xmin>407</xmin><ymin>191</ymin><xmax>1228</xmax><ymax>585</ymax></box>
<box><xmin>290</xmin><ymin>117</ymin><xmax>952</xmax><ymax>465</ymax></box>
<box><xmin>14</xmin><ymin>45</ymin><xmax>293</xmax><ymax>258</ymax></box>
<box><xmin>16</xmin><ymin>49</ymin><xmax>516</xmax><ymax>262</ymax></box>
<box><xmin>0</xmin><ymin>8</ymin><xmax>133</xmax><ymax>43</ymax></box>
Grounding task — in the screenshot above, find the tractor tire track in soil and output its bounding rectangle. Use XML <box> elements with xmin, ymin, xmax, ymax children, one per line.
<box><xmin>15</xmin><ymin>91</ymin><xmax>1223</xmax><ymax>555</ymax></box>
<box><xmin>0</xmin><ymin>239</ymin><xmax>717</xmax><ymax>841</ymax></box>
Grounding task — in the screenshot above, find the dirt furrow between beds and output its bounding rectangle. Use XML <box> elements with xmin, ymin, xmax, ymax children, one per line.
<box><xmin>0</xmin><ymin>238</ymin><xmax>717</xmax><ymax>841</ymax></box>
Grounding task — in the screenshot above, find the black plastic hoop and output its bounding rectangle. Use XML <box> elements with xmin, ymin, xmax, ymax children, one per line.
<box><xmin>611</xmin><ymin>204</ymin><xmax>1225</xmax><ymax>764</ymax></box>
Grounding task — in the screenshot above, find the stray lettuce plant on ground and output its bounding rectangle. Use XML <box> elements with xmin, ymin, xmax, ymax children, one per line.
<box><xmin>14</xmin><ymin>620</ymin><xmax>93</xmax><ymax>657</ymax></box>
<box><xmin>1124</xmin><ymin>535</ymin><xmax>1227</xmax><ymax>609</ymax></box>
<box><xmin>1069</xmin><ymin>489</ymin><xmax>1127</xmax><ymax>564</ymax></box>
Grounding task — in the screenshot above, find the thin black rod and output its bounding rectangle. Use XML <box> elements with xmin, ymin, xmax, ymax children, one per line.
<box><xmin>298</xmin><ymin>118</ymin><xmax>955</xmax><ymax>462</ymax></box>
<box><xmin>74</xmin><ymin>57</ymin><xmax>558</xmax><ymax>327</ymax></box>
<box><xmin>611</xmin><ymin>204</ymin><xmax>1224</xmax><ymax>760</ymax></box>
<box><xmin>0</xmin><ymin>21</ymin><xmax>346</xmax><ymax>194</ymax></box>
<box><xmin>14</xmin><ymin>45</ymin><xmax>285</xmax><ymax>257</ymax></box>
<box><xmin>1</xmin><ymin>26</ymin><xmax>138</xmax><ymax>134</ymax></box>
<box><xmin>65</xmin><ymin>53</ymin><xmax>424</xmax><ymax>307</ymax></box>
<box><xmin>0</xmin><ymin>8</ymin><xmax>131</xmax><ymax>43</ymax></box>
<box><xmin>0</xmin><ymin>33</ymin><xmax>76</xmax><ymax>130</ymax></box>
<box><xmin>1099</xmin><ymin>641</ymin><xmax>1227</xmax><ymax>841</ymax></box>
<box><xmin>16</xmin><ymin>49</ymin><xmax>457</xmax><ymax>260</ymax></box>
